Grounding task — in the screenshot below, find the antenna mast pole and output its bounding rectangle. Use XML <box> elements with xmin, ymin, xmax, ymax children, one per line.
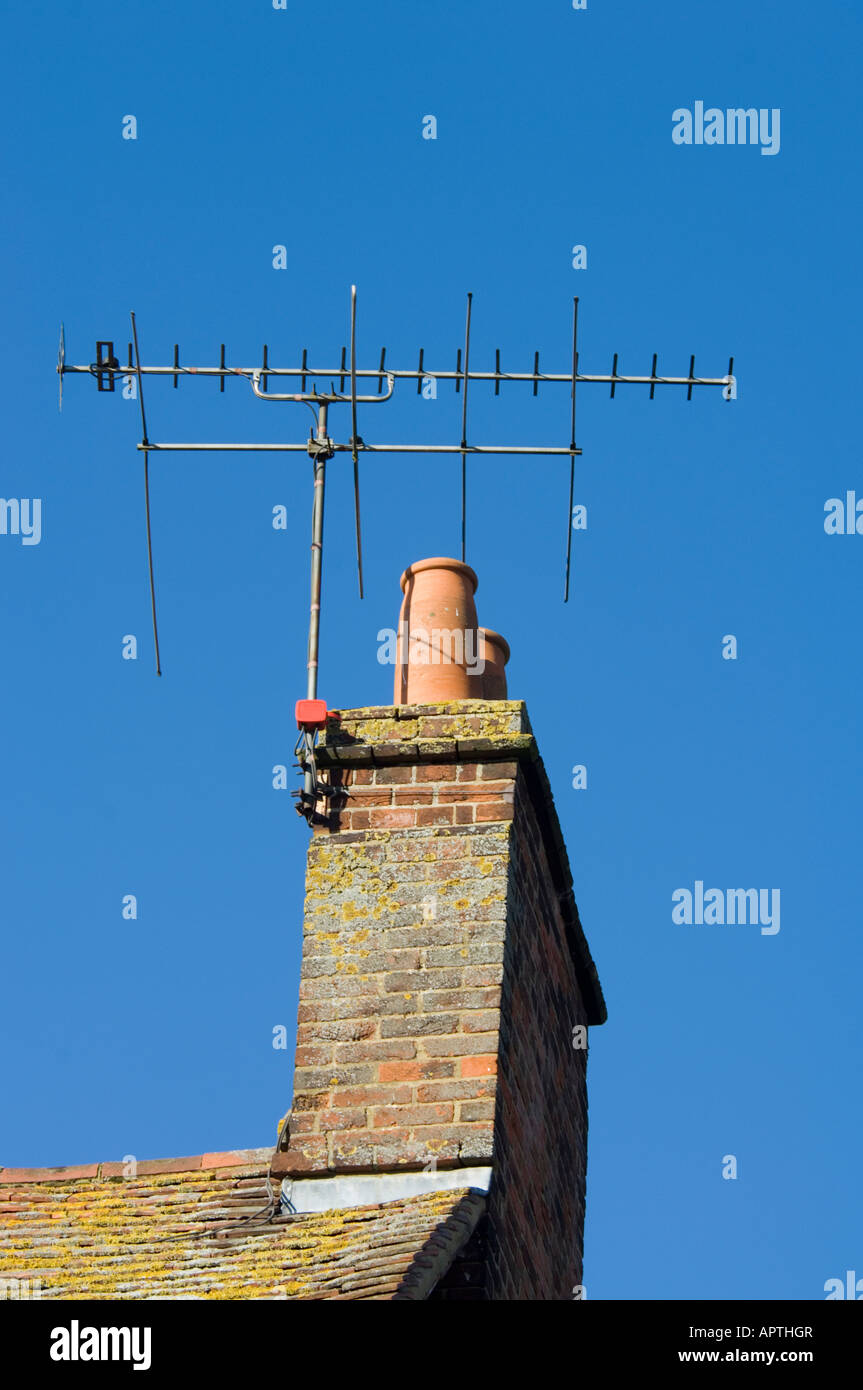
<box><xmin>303</xmin><ymin>402</ymin><xmax>330</xmax><ymax>804</ymax></box>
<box><xmin>308</xmin><ymin>404</ymin><xmax>328</xmax><ymax>705</ymax></box>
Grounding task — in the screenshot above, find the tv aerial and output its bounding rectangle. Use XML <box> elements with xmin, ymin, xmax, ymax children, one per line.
<box><xmin>57</xmin><ymin>288</ymin><xmax>734</xmax><ymax>821</ymax></box>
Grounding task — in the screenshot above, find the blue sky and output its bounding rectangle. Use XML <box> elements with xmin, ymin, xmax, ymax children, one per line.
<box><xmin>2</xmin><ymin>0</ymin><xmax>861</xmax><ymax>1299</ymax></box>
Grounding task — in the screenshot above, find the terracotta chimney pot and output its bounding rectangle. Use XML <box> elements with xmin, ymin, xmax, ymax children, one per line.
<box><xmin>394</xmin><ymin>557</ymin><xmax>483</xmax><ymax>704</ymax></box>
<box><xmin>479</xmin><ymin>628</ymin><xmax>510</xmax><ymax>699</ymax></box>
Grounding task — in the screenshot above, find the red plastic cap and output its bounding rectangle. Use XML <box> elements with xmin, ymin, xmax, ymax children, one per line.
<box><xmin>295</xmin><ymin>698</ymin><xmax>328</xmax><ymax>731</ymax></box>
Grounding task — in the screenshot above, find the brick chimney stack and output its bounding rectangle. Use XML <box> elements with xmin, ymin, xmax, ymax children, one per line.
<box><xmin>279</xmin><ymin>560</ymin><xmax>606</xmax><ymax>1300</ymax></box>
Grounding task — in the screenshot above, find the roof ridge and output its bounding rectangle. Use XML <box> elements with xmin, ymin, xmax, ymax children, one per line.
<box><xmin>0</xmin><ymin>1148</ymin><xmax>274</xmax><ymax>1185</ymax></box>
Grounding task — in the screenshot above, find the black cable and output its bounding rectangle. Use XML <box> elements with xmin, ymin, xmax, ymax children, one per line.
<box><xmin>142</xmin><ymin>1111</ymin><xmax>293</xmax><ymax>1246</ymax></box>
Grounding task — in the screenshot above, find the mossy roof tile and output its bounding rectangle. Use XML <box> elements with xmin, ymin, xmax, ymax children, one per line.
<box><xmin>0</xmin><ymin>1158</ymin><xmax>484</xmax><ymax>1301</ymax></box>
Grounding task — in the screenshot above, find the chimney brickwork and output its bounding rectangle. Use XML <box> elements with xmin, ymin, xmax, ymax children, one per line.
<box><xmin>282</xmin><ymin>698</ymin><xmax>605</xmax><ymax>1300</ymax></box>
